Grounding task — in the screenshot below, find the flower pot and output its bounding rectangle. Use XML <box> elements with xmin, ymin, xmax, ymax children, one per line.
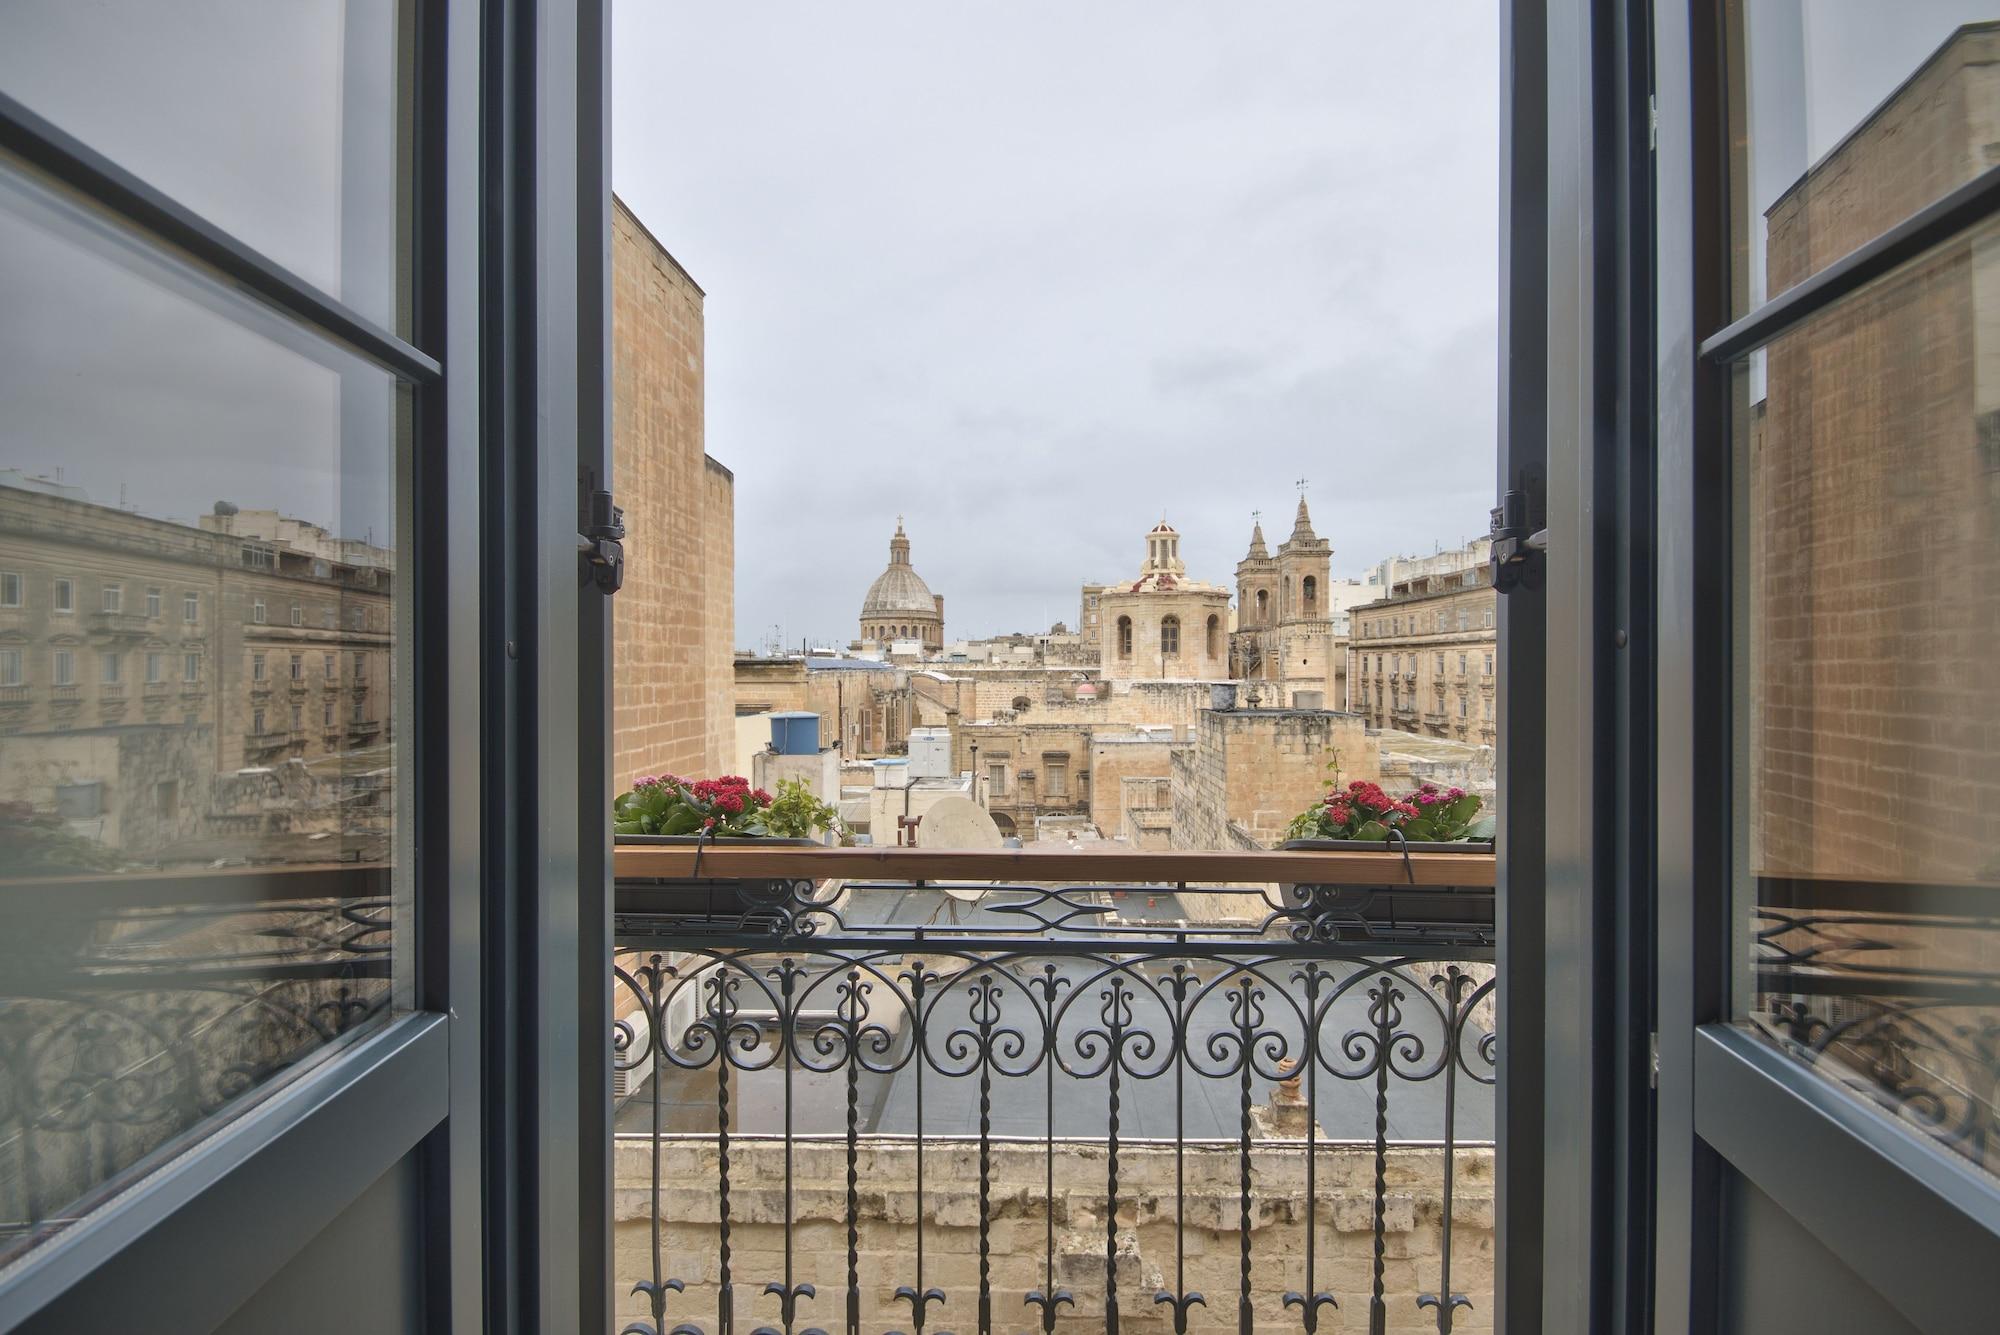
<box><xmin>1277</xmin><ymin>837</ymin><xmax>1494</xmax><ymax>945</ymax></box>
<box><xmin>614</xmin><ymin>833</ymin><xmax>822</xmax><ymax>934</ymax></box>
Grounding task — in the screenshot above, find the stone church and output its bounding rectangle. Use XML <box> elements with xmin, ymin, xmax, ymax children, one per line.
<box><xmin>858</xmin><ymin>518</ymin><xmax>944</xmax><ymax>651</ymax></box>
<box><xmin>1231</xmin><ymin>495</ymin><xmax>1342</xmax><ymax>708</ymax></box>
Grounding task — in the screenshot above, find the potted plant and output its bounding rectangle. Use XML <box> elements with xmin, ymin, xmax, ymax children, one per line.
<box><xmin>613</xmin><ymin>773</ymin><xmax>842</xmax><ymax>842</ymax></box>
<box><xmin>1280</xmin><ymin>772</ymin><xmax>1494</xmax><ymax>852</ymax></box>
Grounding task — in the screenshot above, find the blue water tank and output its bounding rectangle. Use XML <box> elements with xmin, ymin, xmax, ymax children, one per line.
<box><xmin>769</xmin><ymin>711</ymin><xmax>820</xmax><ymax>756</ymax></box>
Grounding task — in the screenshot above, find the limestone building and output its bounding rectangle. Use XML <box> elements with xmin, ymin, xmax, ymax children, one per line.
<box><xmin>1349</xmin><ymin>540</ymin><xmax>1496</xmax><ymax>747</ymax></box>
<box><xmin>1098</xmin><ymin>522</ymin><xmax>1230</xmax><ymax>682</ymax></box>
<box><xmin>859</xmin><ymin>519</ymin><xmax>944</xmax><ymax>652</ymax></box>
<box><xmin>1231</xmin><ymin>496</ymin><xmax>1346</xmax><ymax>709</ymax></box>
<box><xmin>611</xmin><ymin>196</ymin><xmax>735</xmax><ymax>790</ymax></box>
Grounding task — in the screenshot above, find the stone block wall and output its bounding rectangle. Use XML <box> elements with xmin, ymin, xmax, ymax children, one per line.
<box><xmin>614</xmin><ymin>1138</ymin><xmax>1494</xmax><ymax>1335</ymax></box>
<box><xmin>612</xmin><ymin>197</ymin><xmax>733</xmax><ymax>790</ymax></box>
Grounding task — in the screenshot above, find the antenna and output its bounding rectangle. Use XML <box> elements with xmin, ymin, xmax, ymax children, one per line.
<box><xmin>1295</xmin><ymin>476</ymin><xmax>1309</xmax><ymax>495</ymax></box>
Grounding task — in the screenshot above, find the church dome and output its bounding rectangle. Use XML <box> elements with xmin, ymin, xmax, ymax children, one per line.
<box><xmin>862</xmin><ymin>563</ymin><xmax>936</xmax><ymax>616</ymax></box>
<box><xmin>860</xmin><ymin>519</ymin><xmax>943</xmax><ymax>644</ymax></box>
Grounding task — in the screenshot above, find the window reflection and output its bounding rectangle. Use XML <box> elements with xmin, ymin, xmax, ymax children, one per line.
<box><xmin>0</xmin><ymin>164</ymin><xmax>407</xmax><ymax>1263</ymax></box>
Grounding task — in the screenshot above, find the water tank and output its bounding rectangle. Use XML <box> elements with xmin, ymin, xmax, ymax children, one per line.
<box><xmin>769</xmin><ymin>711</ymin><xmax>820</xmax><ymax>756</ymax></box>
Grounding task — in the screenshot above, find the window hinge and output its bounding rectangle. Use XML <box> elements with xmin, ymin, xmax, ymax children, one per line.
<box><xmin>1649</xmin><ymin>94</ymin><xmax>1658</xmax><ymax>152</ymax></box>
<box><xmin>1649</xmin><ymin>1032</ymin><xmax>1660</xmax><ymax>1088</ymax></box>
<box><xmin>1489</xmin><ymin>488</ymin><xmax>1545</xmax><ymax>594</ymax></box>
<box><xmin>579</xmin><ymin>487</ymin><xmax>625</xmax><ymax>595</ymax></box>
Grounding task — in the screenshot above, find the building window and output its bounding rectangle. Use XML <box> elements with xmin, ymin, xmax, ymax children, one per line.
<box><xmin>1458</xmin><ymin>653</ymin><xmax>1468</xmax><ymax>675</ymax></box>
<box><xmin>1457</xmin><ymin>608</ymin><xmax>1470</xmax><ymax>630</ymax></box>
<box><xmin>290</xmin><ymin>653</ymin><xmax>303</xmax><ymax>680</ymax></box>
<box><xmin>243</xmin><ymin>545</ymin><xmax>275</xmax><ymax>570</ymax></box>
<box><xmin>1485</xmin><ymin>653</ymin><xmax>1494</xmax><ymax>675</ymax></box>
<box><xmin>323</xmin><ymin>608</ymin><xmax>335</xmax><ymax>629</ymax></box>
<box><xmin>1459</xmin><ymin>697</ymin><xmax>1469</xmax><ymax>718</ymax></box>
<box><xmin>100</xmin><ymin>652</ymin><xmax>120</xmax><ymax>684</ymax></box>
<box><xmin>253</xmin><ymin>707</ymin><xmax>266</xmax><ymax>734</ymax></box>
<box><xmin>146</xmin><ymin>653</ymin><xmax>164</xmax><ymax>684</ymax></box>
<box><xmin>987</xmin><ymin>763</ymin><xmax>1005</xmax><ymax>796</ymax></box>
<box><xmin>1116</xmin><ymin>616</ymin><xmax>1133</xmax><ymax>657</ymax></box>
<box><xmin>1483</xmin><ymin>698</ymin><xmax>1493</xmax><ymax>720</ymax></box>
<box><xmin>1255</xmin><ymin>588</ymin><xmax>1268</xmax><ymax>622</ymax></box>
<box><xmin>0</xmin><ymin>649</ymin><xmax>21</xmax><ymax>687</ymax></box>
<box><xmin>0</xmin><ymin>572</ymin><xmax>19</xmax><ymax>607</ymax></box>
<box><xmin>184</xmin><ymin>591</ymin><xmax>199</xmax><ymax>622</ymax></box>
<box><xmin>183</xmin><ymin>652</ymin><xmax>201</xmax><ymax>682</ymax></box>
<box><xmin>146</xmin><ymin>587</ymin><xmax>162</xmax><ymax>618</ymax></box>
<box><xmin>54</xmin><ymin>577</ymin><xmax>73</xmax><ymax>614</ymax></box>
<box><xmin>324</xmin><ymin>699</ymin><xmax>335</xmax><ymax>727</ymax></box>
<box><xmin>290</xmin><ymin>704</ymin><xmax>303</xmax><ymax>731</ymax></box>
<box><xmin>53</xmin><ymin>648</ymin><xmax>74</xmax><ymax>686</ymax></box>
<box><xmin>252</xmin><ymin>598</ymin><xmax>266</xmax><ymax>624</ymax></box>
<box><xmin>324</xmin><ymin>652</ymin><xmax>336</xmax><ymax>677</ymax></box>
<box><xmin>288</xmin><ymin>604</ymin><xmax>301</xmax><ymax>626</ymax></box>
<box><xmin>1206</xmin><ymin>614</ymin><xmax>1220</xmax><ymax>658</ymax></box>
<box><xmin>101</xmin><ymin>584</ymin><xmax>122</xmax><ymax>613</ymax></box>
<box><xmin>156</xmin><ymin>780</ymin><xmax>179</xmax><ymax>819</ymax></box>
<box><xmin>352</xmin><ymin>697</ymin><xmax>365</xmax><ymax>724</ymax></box>
<box><xmin>1483</xmin><ymin>608</ymin><xmax>1493</xmax><ymax>628</ymax></box>
<box><xmin>1392</xmin><ymin>617</ymin><xmax>1401</xmax><ymax>635</ymax></box>
<box><xmin>1160</xmin><ymin>616</ymin><xmax>1180</xmax><ymax>656</ymax></box>
<box><xmin>351</xmin><ymin>607</ymin><xmax>365</xmax><ymax>629</ymax></box>
<box><xmin>1303</xmin><ymin>575</ymin><xmax>1317</xmax><ymax>612</ymax></box>
<box><xmin>252</xmin><ymin>652</ymin><xmax>266</xmax><ymax>682</ymax></box>
<box><xmin>1045</xmin><ymin>757</ymin><xmax>1069</xmax><ymax>798</ymax></box>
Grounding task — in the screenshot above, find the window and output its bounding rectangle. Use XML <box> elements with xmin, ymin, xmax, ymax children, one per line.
<box><xmin>1393</xmin><ymin>617</ymin><xmax>1401</xmax><ymax>634</ymax></box>
<box><xmin>146</xmin><ymin>653</ymin><xmax>164</xmax><ymax>684</ymax></box>
<box><xmin>54</xmin><ymin>576</ymin><xmax>73</xmax><ymax>613</ymax></box>
<box><xmin>324</xmin><ymin>699</ymin><xmax>335</xmax><ymax>728</ymax></box>
<box><xmin>1484</xmin><ymin>653</ymin><xmax>1494</xmax><ymax>675</ymax></box>
<box><xmin>1458</xmin><ymin>653</ymin><xmax>1468</xmax><ymax>675</ymax></box>
<box><xmin>1436</xmin><ymin>653</ymin><xmax>1446</xmax><ymax>674</ymax></box>
<box><xmin>324</xmin><ymin>652</ymin><xmax>336</xmax><ymax>677</ymax></box>
<box><xmin>146</xmin><ymin>587</ymin><xmax>162</xmax><ymax>618</ymax></box>
<box><xmin>252</xmin><ymin>652</ymin><xmax>266</xmax><ymax>682</ymax></box>
<box><xmin>1255</xmin><ymin>588</ymin><xmax>1268</xmax><ymax>621</ymax></box>
<box><xmin>155</xmin><ymin>780</ymin><xmax>179</xmax><ymax>820</ymax></box>
<box><xmin>1459</xmin><ymin>697</ymin><xmax>1468</xmax><ymax>718</ymax></box>
<box><xmin>1206</xmin><ymin>614</ymin><xmax>1220</xmax><ymax>658</ymax></box>
<box><xmin>290</xmin><ymin>704</ymin><xmax>302</xmax><ymax>731</ymax></box>
<box><xmin>101</xmin><ymin>584</ymin><xmax>122</xmax><ymax>613</ymax></box>
<box><xmin>986</xmin><ymin>763</ymin><xmax>1005</xmax><ymax>796</ymax></box>
<box><xmin>290</xmin><ymin>653</ymin><xmax>303</xmax><ymax>680</ymax></box>
<box><xmin>243</xmin><ymin>545</ymin><xmax>275</xmax><ymax>571</ymax></box>
<box><xmin>252</xmin><ymin>597</ymin><xmax>266</xmax><ymax>624</ymax></box>
<box><xmin>0</xmin><ymin>571</ymin><xmax>19</xmax><ymax>607</ymax></box>
<box><xmin>351</xmin><ymin>607</ymin><xmax>366</xmax><ymax>629</ymax></box>
<box><xmin>183</xmin><ymin>591</ymin><xmax>199</xmax><ymax>622</ymax></box>
<box><xmin>100</xmin><ymin>652</ymin><xmax>120</xmax><ymax>684</ymax></box>
<box><xmin>253</xmin><ymin>708</ymin><xmax>266</xmax><ymax>735</ymax></box>
<box><xmin>1457</xmin><ymin>608</ymin><xmax>1470</xmax><ymax>631</ymax></box>
<box><xmin>1115</xmin><ymin>615</ymin><xmax>1133</xmax><ymax>656</ymax></box>
<box><xmin>1302</xmin><ymin>575</ymin><xmax>1317</xmax><ymax>611</ymax></box>
<box><xmin>0</xmin><ymin>649</ymin><xmax>21</xmax><ymax>687</ymax></box>
<box><xmin>183</xmin><ymin>652</ymin><xmax>200</xmax><ymax>682</ymax></box>
<box><xmin>53</xmin><ymin>648</ymin><xmax>74</xmax><ymax>686</ymax></box>
<box><xmin>1160</xmin><ymin>615</ymin><xmax>1180</xmax><ymax>655</ymax></box>
<box><xmin>290</xmin><ymin>604</ymin><xmax>303</xmax><ymax>626</ymax></box>
<box><xmin>1045</xmin><ymin>756</ymin><xmax>1069</xmax><ymax>798</ymax></box>
<box><xmin>1483</xmin><ymin>608</ymin><xmax>1493</xmax><ymax>628</ymax></box>
<box><xmin>323</xmin><ymin>608</ymin><xmax>335</xmax><ymax>629</ymax></box>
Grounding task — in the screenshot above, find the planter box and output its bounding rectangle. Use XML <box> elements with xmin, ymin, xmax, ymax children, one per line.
<box><xmin>1277</xmin><ymin>838</ymin><xmax>1494</xmax><ymax>947</ymax></box>
<box><xmin>614</xmin><ymin>833</ymin><xmax>820</xmax><ymax>936</ymax></box>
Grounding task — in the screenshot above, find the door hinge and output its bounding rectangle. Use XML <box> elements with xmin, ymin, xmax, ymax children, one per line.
<box><xmin>1489</xmin><ymin>488</ymin><xmax>1546</xmax><ymax>594</ymax></box>
<box><xmin>580</xmin><ymin>487</ymin><xmax>625</xmax><ymax>595</ymax></box>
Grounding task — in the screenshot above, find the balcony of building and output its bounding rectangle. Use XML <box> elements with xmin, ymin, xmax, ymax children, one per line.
<box><xmin>608</xmin><ymin>843</ymin><xmax>1498</xmax><ymax>1334</ymax></box>
<box><xmin>85</xmin><ymin>609</ymin><xmax>148</xmax><ymax>638</ymax></box>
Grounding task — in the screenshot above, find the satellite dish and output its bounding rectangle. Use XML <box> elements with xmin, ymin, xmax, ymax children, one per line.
<box><xmin>917</xmin><ymin>796</ymin><xmax>1004</xmax><ymax>903</ymax></box>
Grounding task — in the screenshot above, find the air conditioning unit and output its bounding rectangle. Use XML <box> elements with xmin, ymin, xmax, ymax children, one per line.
<box><xmin>612</xmin><ymin>1008</ymin><xmax>653</xmax><ymax>1102</ymax></box>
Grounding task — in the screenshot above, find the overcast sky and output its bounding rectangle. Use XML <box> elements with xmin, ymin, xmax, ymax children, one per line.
<box><xmin>612</xmin><ymin>3</ymin><xmax>1502</xmax><ymax>649</ymax></box>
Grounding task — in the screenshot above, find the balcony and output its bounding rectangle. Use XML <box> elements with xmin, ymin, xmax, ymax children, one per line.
<box><xmin>100</xmin><ymin>681</ymin><xmax>126</xmax><ymax>699</ymax></box>
<box><xmin>245</xmin><ymin>728</ymin><xmax>292</xmax><ymax>753</ymax></box>
<box><xmin>87</xmin><ymin>610</ymin><xmax>150</xmax><ymax>638</ymax></box>
<box><xmin>0</xmin><ymin>684</ymin><xmax>27</xmax><ymax>705</ymax></box>
<box><xmin>51</xmin><ymin>684</ymin><xmax>80</xmax><ymax>704</ymax></box>
<box><xmin>348</xmin><ymin>718</ymin><xmax>382</xmax><ymax>739</ymax></box>
<box><xmin>611</xmin><ymin>846</ymin><xmax>1497</xmax><ymax>1333</ymax></box>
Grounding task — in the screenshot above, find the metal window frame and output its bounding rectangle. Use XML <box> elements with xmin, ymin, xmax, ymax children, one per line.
<box><xmin>0</xmin><ymin>0</ymin><xmax>609</xmax><ymax>1329</ymax></box>
<box><xmin>1652</xmin><ymin>3</ymin><xmax>2000</xmax><ymax>1332</ymax></box>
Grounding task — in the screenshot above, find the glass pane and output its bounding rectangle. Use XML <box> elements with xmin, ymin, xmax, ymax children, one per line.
<box><xmin>1731</xmin><ymin>4</ymin><xmax>2000</xmax><ymax>317</ymax></box>
<box><xmin>0</xmin><ymin>0</ymin><xmax>414</xmax><ymax>334</ymax></box>
<box><xmin>1733</xmin><ymin>211</ymin><xmax>2000</xmax><ymax>1180</ymax></box>
<box><xmin>0</xmin><ymin>163</ymin><xmax>410</xmax><ymax>1266</ymax></box>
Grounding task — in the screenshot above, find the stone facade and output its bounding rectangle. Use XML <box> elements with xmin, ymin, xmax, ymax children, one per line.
<box><xmin>1169</xmin><ymin>708</ymin><xmax>1379</xmax><ymax>851</ymax></box>
<box><xmin>611</xmin><ymin>196</ymin><xmax>734</xmax><ymax>790</ymax></box>
<box><xmin>1349</xmin><ymin>546</ymin><xmax>1496</xmax><ymax>747</ymax></box>
<box><xmin>859</xmin><ymin>519</ymin><xmax>944</xmax><ymax>651</ymax></box>
<box><xmin>1233</xmin><ymin>496</ymin><xmax>1346</xmax><ymax>710</ymax></box>
<box><xmin>0</xmin><ymin>477</ymin><xmax>394</xmax><ymax>860</ymax></box>
<box><xmin>1099</xmin><ymin>523</ymin><xmax>1231</xmax><ymax>683</ymax></box>
<box><xmin>1746</xmin><ymin>25</ymin><xmax>2000</xmax><ymax>883</ymax></box>
<box><xmin>613</xmin><ymin>1137</ymin><xmax>1494</xmax><ymax>1335</ymax></box>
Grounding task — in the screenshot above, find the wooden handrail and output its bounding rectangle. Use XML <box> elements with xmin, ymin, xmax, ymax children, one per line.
<box><xmin>613</xmin><ymin>844</ymin><xmax>1495</xmax><ymax>888</ymax></box>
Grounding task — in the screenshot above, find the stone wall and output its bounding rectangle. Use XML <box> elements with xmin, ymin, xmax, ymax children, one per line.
<box><xmin>614</xmin><ymin>1138</ymin><xmax>1494</xmax><ymax>1335</ymax></box>
<box><xmin>1171</xmin><ymin>710</ymin><xmax>1378</xmax><ymax>851</ymax></box>
<box><xmin>612</xmin><ymin>197</ymin><xmax>733</xmax><ymax>791</ymax></box>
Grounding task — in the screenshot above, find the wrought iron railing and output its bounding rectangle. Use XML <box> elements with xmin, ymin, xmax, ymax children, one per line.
<box><xmin>613</xmin><ymin>847</ymin><xmax>1497</xmax><ymax>1335</ymax></box>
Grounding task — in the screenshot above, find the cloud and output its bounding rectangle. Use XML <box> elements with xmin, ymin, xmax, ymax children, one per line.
<box><xmin>612</xmin><ymin>1</ymin><xmax>1500</xmax><ymax>647</ymax></box>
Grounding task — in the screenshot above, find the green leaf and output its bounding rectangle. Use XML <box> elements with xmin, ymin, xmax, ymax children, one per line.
<box><xmin>1354</xmin><ymin>820</ymin><xmax>1390</xmax><ymax>841</ymax></box>
<box><xmin>1466</xmin><ymin>815</ymin><xmax>1497</xmax><ymax>841</ymax></box>
<box><xmin>612</xmin><ymin>819</ymin><xmax>646</xmax><ymax>835</ymax></box>
<box><xmin>1443</xmin><ymin>794</ymin><xmax>1482</xmax><ymax>825</ymax></box>
<box><xmin>660</xmin><ymin>806</ymin><xmax>703</xmax><ymax>836</ymax></box>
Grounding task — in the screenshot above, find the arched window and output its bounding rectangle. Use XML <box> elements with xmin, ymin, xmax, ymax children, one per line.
<box><xmin>1011</xmin><ymin>695</ymin><xmax>1032</xmax><ymax>713</ymax></box>
<box><xmin>1205</xmin><ymin>613</ymin><xmax>1220</xmax><ymax>658</ymax></box>
<box><xmin>1282</xmin><ymin>576</ymin><xmax>1292</xmax><ymax>614</ymax></box>
<box><xmin>1160</xmin><ymin>615</ymin><xmax>1180</xmax><ymax>656</ymax></box>
<box><xmin>1116</xmin><ymin>616</ymin><xmax>1133</xmax><ymax>657</ymax></box>
<box><xmin>1303</xmin><ymin>576</ymin><xmax>1317</xmax><ymax>612</ymax></box>
<box><xmin>1254</xmin><ymin>588</ymin><xmax>1268</xmax><ymax>621</ymax></box>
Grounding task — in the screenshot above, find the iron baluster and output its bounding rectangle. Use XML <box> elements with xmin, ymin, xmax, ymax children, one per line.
<box><xmin>892</xmin><ymin>961</ymin><xmax>945</xmax><ymax>1334</ymax></box>
<box><xmin>1153</xmin><ymin>963</ymin><xmax>1205</xmax><ymax>1333</ymax></box>
<box><xmin>1284</xmin><ymin>963</ymin><xmax>1338</xmax><ymax>1330</ymax></box>
<box><xmin>1418</xmin><ymin>967</ymin><xmax>1475</xmax><ymax>1331</ymax></box>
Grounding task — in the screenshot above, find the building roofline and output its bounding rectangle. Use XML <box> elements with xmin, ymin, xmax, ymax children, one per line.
<box><xmin>702</xmin><ymin>454</ymin><xmax>734</xmax><ymax>480</ymax></box>
<box><xmin>612</xmin><ymin>192</ymin><xmax>706</xmax><ymax>296</ymax></box>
